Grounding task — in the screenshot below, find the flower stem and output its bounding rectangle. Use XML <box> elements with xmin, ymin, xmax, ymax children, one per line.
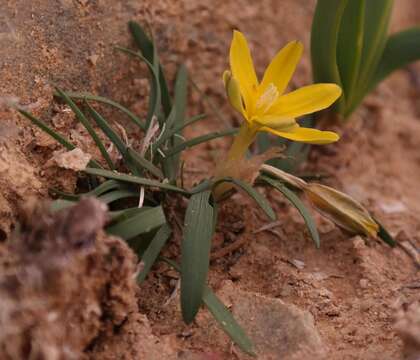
<box><xmin>214</xmin><ymin>123</ymin><xmax>257</xmax><ymax>199</ymax></box>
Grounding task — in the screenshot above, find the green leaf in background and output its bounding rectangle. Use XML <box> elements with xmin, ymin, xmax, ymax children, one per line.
<box><xmin>311</xmin><ymin>0</ymin><xmax>348</xmax><ymax>113</ymax></box>
<box><xmin>128</xmin><ymin>21</ymin><xmax>172</xmax><ymax>117</ymax></box>
<box><xmin>137</xmin><ymin>223</ymin><xmax>172</xmax><ymax>283</ymax></box>
<box><xmin>162</xmin><ymin>257</ymin><xmax>255</xmax><ymax>356</ymax></box>
<box><xmin>181</xmin><ymin>190</ymin><xmax>215</xmax><ymax>323</ymax></box>
<box><xmin>107</xmin><ymin>206</ymin><xmax>166</xmax><ymax>240</ymax></box>
<box><xmin>57</xmin><ymin>91</ymin><xmax>145</xmax><ymax>130</ymax></box>
<box><xmin>371</xmin><ymin>27</ymin><xmax>420</xmax><ymax>91</ymax></box>
<box><xmin>337</xmin><ymin>0</ymin><xmax>365</xmax><ymax>111</ymax></box>
<box><xmin>260</xmin><ymin>176</ymin><xmax>320</xmax><ymax>248</ymax></box>
<box><xmin>84</xmin><ymin>167</ymin><xmax>188</xmax><ymax>194</ymax></box>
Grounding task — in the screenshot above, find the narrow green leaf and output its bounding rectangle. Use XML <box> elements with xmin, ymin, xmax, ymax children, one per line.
<box><xmin>261</xmin><ymin>176</ymin><xmax>320</xmax><ymax>248</ymax></box>
<box><xmin>164</xmin><ymin>64</ymin><xmax>189</xmax><ymax>181</ymax></box>
<box><xmin>116</xmin><ymin>46</ymin><xmax>161</xmax><ymax>128</ymax></box>
<box><xmin>60</xmin><ymin>92</ymin><xmax>145</xmax><ymax>130</ymax></box>
<box><xmin>154</xmin><ymin>113</ymin><xmax>206</xmax><ymax>150</ymax></box>
<box><xmin>181</xmin><ymin>190</ymin><xmax>215</xmax><ymax>323</ymax></box>
<box><xmin>311</xmin><ymin>0</ymin><xmax>348</xmax><ymax>112</ymax></box>
<box><xmin>337</xmin><ymin>0</ymin><xmax>365</xmax><ymax>110</ymax></box>
<box><xmin>84</xmin><ymin>167</ymin><xmax>188</xmax><ymax>194</ymax></box>
<box><xmin>18</xmin><ymin>109</ymin><xmax>102</xmax><ymax>169</ymax></box>
<box><xmin>107</xmin><ymin>206</ymin><xmax>166</xmax><ymax>240</ymax></box>
<box><xmin>163</xmin><ymin>128</ymin><xmax>237</xmax><ymax>157</ymax></box>
<box><xmin>137</xmin><ymin>223</ymin><xmax>172</xmax><ymax>283</ymax></box>
<box><xmin>161</xmin><ymin>257</ymin><xmax>255</xmax><ymax>356</ymax></box>
<box><xmin>55</xmin><ymin>88</ymin><xmax>112</xmax><ymax>169</ymax></box>
<box><xmin>127</xmin><ymin>148</ymin><xmax>164</xmax><ymax>179</ymax></box>
<box><xmin>202</xmin><ymin>287</ymin><xmax>256</xmax><ymax>356</ymax></box>
<box><xmin>347</xmin><ymin>0</ymin><xmax>393</xmax><ymax>115</ymax></box>
<box><xmin>371</xmin><ymin>27</ymin><xmax>420</xmax><ymax>90</ymax></box>
<box><xmin>128</xmin><ymin>21</ymin><xmax>172</xmax><ymax>117</ymax></box>
<box><xmin>214</xmin><ymin>178</ymin><xmax>276</xmax><ymax>221</ymax></box>
<box><xmin>98</xmin><ymin>189</ymin><xmax>138</xmax><ymax>204</ymax></box>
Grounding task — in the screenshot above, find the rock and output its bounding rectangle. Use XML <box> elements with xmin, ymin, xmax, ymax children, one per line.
<box><xmin>359</xmin><ymin>279</ymin><xmax>369</xmax><ymax>289</ymax></box>
<box><xmin>217</xmin><ymin>281</ymin><xmax>326</xmax><ymax>359</ymax></box>
<box><xmin>52</xmin><ymin>148</ymin><xmax>91</xmax><ymax>171</ymax></box>
<box><xmin>395</xmin><ymin>302</ymin><xmax>420</xmax><ymax>360</ymax></box>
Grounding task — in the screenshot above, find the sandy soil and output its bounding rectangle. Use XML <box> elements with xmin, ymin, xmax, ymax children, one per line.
<box><xmin>1</xmin><ymin>1</ymin><xmax>419</xmax><ymax>359</ymax></box>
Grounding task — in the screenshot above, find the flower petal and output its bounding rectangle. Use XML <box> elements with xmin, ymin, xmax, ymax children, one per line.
<box><xmin>230</xmin><ymin>30</ymin><xmax>258</xmax><ymax>112</ymax></box>
<box><xmin>255</xmin><ymin>114</ymin><xmax>296</xmax><ymax>130</ymax></box>
<box><xmin>261</xmin><ymin>124</ymin><xmax>339</xmax><ymax>144</ymax></box>
<box><xmin>268</xmin><ymin>84</ymin><xmax>342</xmax><ymax>118</ymax></box>
<box><xmin>260</xmin><ymin>41</ymin><xmax>303</xmax><ymax>95</ymax></box>
<box><xmin>223</xmin><ymin>70</ymin><xmax>246</xmax><ymax>116</ymax></box>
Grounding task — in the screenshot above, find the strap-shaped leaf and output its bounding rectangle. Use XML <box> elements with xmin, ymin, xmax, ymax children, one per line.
<box><xmin>181</xmin><ymin>190</ymin><xmax>215</xmax><ymax>323</ymax></box>
<box><xmin>347</xmin><ymin>0</ymin><xmax>393</xmax><ymax>115</ymax></box>
<box><xmin>128</xmin><ymin>21</ymin><xmax>172</xmax><ymax>117</ymax></box>
<box><xmin>371</xmin><ymin>27</ymin><xmax>420</xmax><ymax>90</ymax></box>
<box><xmin>337</xmin><ymin>0</ymin><xmax>365</xmax><ymax>111</ymax></box>
<box><xmin>137</xmin><ymin>223</ymin><xmax>172</xmax><ymax>283</ymax></box>
<box><xmin>18</xmin><ymin>109</ymin><xmax>102</xmax><ymax>169</ymax></box>
<box><xmin>311</xmin><ymin>0</ymin><xmax>348</xmax><ymax>112</ymax></box>
<box><xmin>261</xmin><ymin>176</ymin><xmax>320</xmax><ymax>248</ymax></box>
<box><xmin>60</xmin><ymin>92</ymin><xmax>145</xmax><ymax>130</ymax></box>
<box><xmin>84</xmin><ymin>167</ymin><xmax>189</xmax><ymax>194</ymax></box>
<box><xmin>97</xmin><ymin>189</ymin><xmax>138</xmax><ymax>204</ymax></box>
<box><xmin>126</xmin><ymin>148</ymin><xmax>164</xmax><ymax>179</ymax></box>
<box><xmin>202</xmin><ymin>287</ymin><xmax>255</xmax><ymax>356</ymax></box>
<box><xmin>162</xmin><ymin>257</ymin><xmax>255</xmax><ymax>356</ymax></box>
<box><xmin>106</xmin><ymin>206</ymin><xmax>166</xmax><ymax>240</ymax></box>
<box><xmin>213</xmin><ymin>177</ymin><xmax>276</xmax><ymax>221</ymax></box>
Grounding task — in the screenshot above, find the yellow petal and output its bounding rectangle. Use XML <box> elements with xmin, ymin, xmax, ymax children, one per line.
<box><xmin>260</xmin><ymin>41</ymin><xmax>303</xmax><ymax>95</ymax></box>
<box><xmin>223</xmin><ymin>70</ymin><xmax>245</xmax><ymax>116</ymax></box>
<box><xmin>267</xmin><ymin>84</ymin><xmax>342</xmax><ymax>118</ymax></box>
<box><xmin>230</xmin><ymin>30</ymin><xmax>258</xmax><ymax>112</ymax></box>
<box><xmin>261</xmin><ymin>124</ymin><xmax>339</xmax><ymax>144</ymax></box>
<box><xmin>255</xmin><ymin>114</ymin><xmax>296</xmax><ymax>130</ymax></box>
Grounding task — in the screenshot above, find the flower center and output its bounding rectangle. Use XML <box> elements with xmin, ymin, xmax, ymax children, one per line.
<box><xmin>255</xmin><ymin>83</ymin><xmax>279</xmax><ymax>114</ymax></box>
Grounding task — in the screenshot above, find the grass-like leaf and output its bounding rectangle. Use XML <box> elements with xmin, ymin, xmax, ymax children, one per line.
<box><xmin>162</xmin><ymin>257</ymin><xmax>255</xmax><ymax>356</ymax></box>
<box><xmin>311</xmin><ymin>0</ymin><xmax>348</xmax><ymax>112</ymax></box>
<box><xmin>181</xmin><ymin>190</ymin><xmax>215</xmax><ymax>323</ymax></box>
<box><xmin>127</xmin><ymin>148</ymin><xmax>164</xmax><ymax>179</ymax></box>
<box><xmin>116</xmin><ymin>46</ymin><xmax>161</xmax><ymax>128</ymax></box>
<box><xmin>371</xmin><ymin>27</ymin><xmax>420</xmax><ymax>91</ymax></box>
<box><xmin>163</xmin><ymin>128</ymin><xmax>237</xmax><ymax>157</ymax></box>
<box><xmin>137</xmin><ymin>223</ymin><xmax>172</xmax><ymax>283</ymax></box>
<box><xmin>337</xmin><ymin>0</ymin><xmax>365</xmax><ymax>110</ymax></box>
<box><xmin>107</xmin><ymin>206</ymin><xmax>166</xmax><ymax>240</ymax></box>
<box><xmin>84</xmin><ymin>167</ymin><xmax>188</xmax><ymax>194</ymax></box>
<box><xmin>97</xmin><ymin>188</ymin><xmax>138</xmax><ymax>204</ymax></box>
<box><xmin>374</xmin><ymin>217</ymin><xmax>396</xmax><ymax>247</ymax></box>
<box><xmin>18</xmin><ymin>109</ymin><xmax>102</xmax><ymax>169</ymax></box>
<box><xmin>128</xmin><ymin>21</ymin><xmax>172</xmax><ymax>117</ymax></box>
<box><xmin>214</xmin><ymin>177</ymin><xmax>276</xmax><ymax>221</ymax></box>
<box><xmin>261</xmin><ymin>176</ymin><xmax>320</xmax><ymax>248</ymax></box>
<box><xmin>56</xmin><ymin>88</ymin><xmax>114</xmax><ymax>169</ymax></box>
<box><xmin>60</xmin><ymin>92</ymin><xmax>145</xmax><ymax>130</ymax></box>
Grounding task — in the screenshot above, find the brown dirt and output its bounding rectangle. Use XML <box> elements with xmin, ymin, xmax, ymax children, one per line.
<box><xmin>1</xmin><ymin>1</ymin><xmax>420</xmax><ymax>359</ymax></box>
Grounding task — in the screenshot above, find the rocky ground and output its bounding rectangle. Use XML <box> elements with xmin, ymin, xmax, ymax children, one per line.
<box><xmin>0</xmin><ymin>1</ymin><xmax>419</xmax><ymax>359</ymax></box>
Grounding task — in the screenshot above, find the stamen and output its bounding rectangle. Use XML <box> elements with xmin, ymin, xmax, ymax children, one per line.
<box><xmin>256</xmin><ymin>83</ymin><xmax>279</xmax><ymax>113</ymax></box>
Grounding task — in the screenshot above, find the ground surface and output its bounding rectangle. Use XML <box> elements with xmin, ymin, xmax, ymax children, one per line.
<box><xmin>0</xmin><ymin>1</ymin><xmax>419</xmax><ymax>359</ymax></box>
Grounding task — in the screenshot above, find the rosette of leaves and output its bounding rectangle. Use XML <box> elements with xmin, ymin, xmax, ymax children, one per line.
<box><xmin>311</xmin><ymin>0</ymin><xmax>420</xmax><ymax>119</ymax></box>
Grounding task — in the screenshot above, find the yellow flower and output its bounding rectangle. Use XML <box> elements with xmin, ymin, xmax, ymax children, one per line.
<box><xmin>224</xmin><ymin>30</ymin><xmax>342</xmax><ymax>145</ymax></box>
